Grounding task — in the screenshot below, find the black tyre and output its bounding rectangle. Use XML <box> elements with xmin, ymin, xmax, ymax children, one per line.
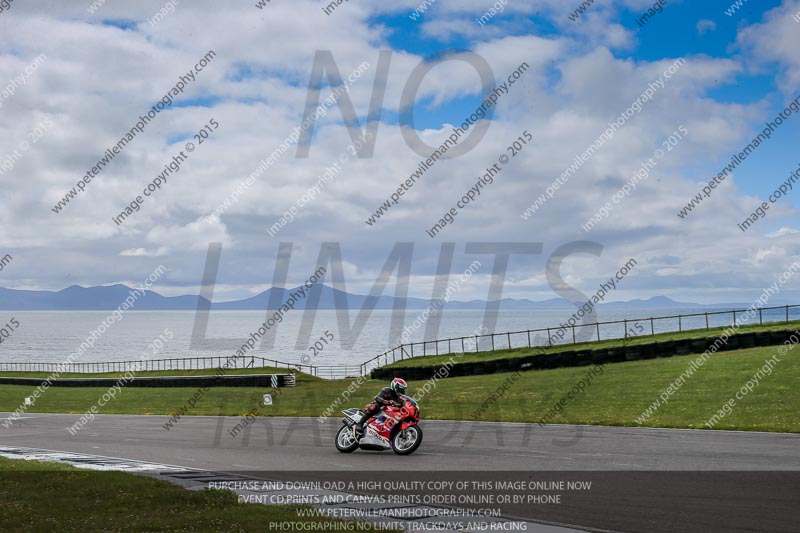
<box><xmin>391</xmin><ymin>424</ymin><xmax>423</xmax><ymax>455</ymax></box>
<box><xmin>335</xmin><ymin>425</ymin><xmax>359</xmax><ymax>453</ymax></box>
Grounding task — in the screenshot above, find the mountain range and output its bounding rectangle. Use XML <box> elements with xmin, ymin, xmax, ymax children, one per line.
<box><xmin>0</xmin><ymin>284</ymin><xmax>705</xmax><ymax>311</ymax></box>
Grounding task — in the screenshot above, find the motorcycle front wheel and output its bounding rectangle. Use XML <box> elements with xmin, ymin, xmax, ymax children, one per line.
<box><xmin>391</xmin><ymin>424</ymin><xmax>423</xmax><ymax>455</ymax></box>
<box><xmin>335</xmin><ymin>425</ymin><xmax>359</xmax><ymax>453</ymax></box>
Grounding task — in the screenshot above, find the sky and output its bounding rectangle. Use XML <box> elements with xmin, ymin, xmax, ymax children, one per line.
<box><xmin>0</xmin><ymin>0</ymin><xmax>799</xmax><ymax>305</ymax></box>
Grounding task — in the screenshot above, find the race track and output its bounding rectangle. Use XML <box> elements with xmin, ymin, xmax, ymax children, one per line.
<box><xmin>2</xmin><ymin>413</ymin><xmax>799</xmax><ymax>532</ymax></box>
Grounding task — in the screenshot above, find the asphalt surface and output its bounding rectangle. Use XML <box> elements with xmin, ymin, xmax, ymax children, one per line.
<box><xmin>2</xmin><ymin>413</ymin><xmax>800</xmax><ymax>532</ymax></box>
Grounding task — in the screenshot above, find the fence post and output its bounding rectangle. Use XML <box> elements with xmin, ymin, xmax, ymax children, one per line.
<box><xmin>759</xmin><ymin>308</ymin><xmax>763</xmax><ymax>325</ymax></box>
<box><xmin>572</xmin><ymin>325</ymin><xmax>576</xmax><ymax>344</ymax></box>
<box><xmin>650</xmin><ymin>317</ymin><xmax>654</xmax><ymax>335</ymax></box>
<box><xmin>787</xmin><ymin>305</ymin><xmax>790</xmax><ymax>323</ymax></box>
<box><xmin>461</xmin><ymin>338</ymin><xmax>465</xmax><ymax>353</ymax></box>
<box><xmin>475</xmin><ymin>335</ymin><xmax>479</xmax><ymax>352</ymax></box>
<box><xmin>704</xmin><ymin>313</ymin><xmax>709</xmax><ymax>330</ymax></box>
<box><xmin>624</xmin><ymin>319</ymin><xmax>628</xmax><ymax>339</ymax></box>
<box><xmin>678</xmin><ymin>316</ymin><xmax>682</xmax><ymax>332</ymax></box>
<box><xmin>491</xmin><ymin>334</ymin><xmax>495</xmax><ymax>351</ymax></box>
<box><xmin>527</xmin><ymin>331</ymin><xmax>531</xmax><ymax>347</ymax></box>
<box><xmin>732</xmin><ymin>311</ymin><xmax>736</xmax><ymax>328</ymax></box>
<box><xmin>547</xmin><ymin>328</ymin><xmax>552</xmax><ymax>347</ymax></box>
<box><xmin>596</xmin><ymin>322</ymin><xmax>601</xmax><ymax>342</ymax></box>
<box><xmin>507</xmin><ymin>332</ymin><xmax>511</xmax><ymax>350</ymax></box>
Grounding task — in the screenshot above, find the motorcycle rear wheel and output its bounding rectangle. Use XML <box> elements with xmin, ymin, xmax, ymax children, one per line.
<box><xmin>391</xmin><ymin>425</ymin><xmax>423</xmax><ymax>455</ymax></box>
<box><xmin>335</xmin><ymin>425</ymin><xmax>359</xmax><ymax>453</ymax></box>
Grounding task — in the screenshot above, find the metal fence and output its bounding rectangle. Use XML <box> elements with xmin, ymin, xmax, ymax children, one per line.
<box><xmin>4</xmin><ymin>305</ymin><xmax>798</xmax><ymax>381</ymax></box>
<box><xmin>359</xmin><ymin>304</ymin><xmax>800</xmax><ymax>375</ymax></box>
<box><xmin>312</xmin><ymin>365</ymin><xmax>365</xmax><ymax>380</ymax></box>
<box><xmin>0</xmin><ymin>355</ymin><xmax>317</xmax><ymax>377</ymax></box>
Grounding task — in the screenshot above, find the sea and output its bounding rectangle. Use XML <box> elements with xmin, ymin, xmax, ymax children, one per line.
<box><xmin>2</xmin><ymin>306</ymin><xmax>795</xmax><ymax>374</ymax></box>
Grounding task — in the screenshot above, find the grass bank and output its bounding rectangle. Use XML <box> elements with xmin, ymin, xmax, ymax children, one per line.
<box><xmin>0</xmin><ymin>366</ymin><xmax>320</xmax><ymax>382</ymax></box>
<box><xmin>381</xmin><ymin>320</ymin><xmax>800</xmax><ymax>369</ymax></box>
<box><xmin>1</xmin><ymin>345</ymin><xmax>797</xmax><ymax>432</ymax></box>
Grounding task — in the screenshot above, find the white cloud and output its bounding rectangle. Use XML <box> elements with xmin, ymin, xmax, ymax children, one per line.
<box><xmin>737</xmin><ymin>0</ymin><xmax>800</xmax><ymax>94</ymax></box>
<box><xmin>697</xmin><ymin>19</ymin><xmax>717</xmax><ymax>35</ymax></box>
<box><xmin>119</xmin><ymin>247</ymin><xmax>168</xmax><ymax>257</ymax></box>
<box><xmin>0</xmin><ymin>0</ymin><xmax>795</xmax><ymax>305</ymax></box>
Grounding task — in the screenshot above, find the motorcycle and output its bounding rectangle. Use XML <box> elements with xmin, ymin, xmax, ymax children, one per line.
<box><xmin>335</xmin><ymin>394</ymin><xmax>423</xmax><ymax>455</ymax></box>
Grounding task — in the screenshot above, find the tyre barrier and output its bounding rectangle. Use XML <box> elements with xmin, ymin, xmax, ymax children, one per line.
<box><xmin>0</xmin><ymin>374</ymin><xmax>296</xmax><ymax>388</ymax></box>
<box><xmin>372</xmin><ymin>329</ymin><xmax>799</xmax><ymax>381</ymax></box>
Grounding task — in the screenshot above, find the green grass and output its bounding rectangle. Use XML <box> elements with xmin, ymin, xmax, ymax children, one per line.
<box><xmin>381</xmin><ymin>319</ymin><xmax>800</xmax><ymax>369</ymax></box>
<box><xmin>0</xmin><ymin>457</ymin><xmax>395</xmax><ymax>532</ymax></box>
<box><xmin>1</xmin><ymin>344</ymin><xmax>797</xmax><ymax>432</ymax></box>
<box><xmin>395</xmin><ymin>344</ymin><xmax>798</xmax><ymax>432</ymax></box>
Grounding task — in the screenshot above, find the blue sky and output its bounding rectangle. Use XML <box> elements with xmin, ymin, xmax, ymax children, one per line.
<box><xmin>374</xmin><ymin>0</ymin><xmax>799</xmax><ymax>219</ymax></box>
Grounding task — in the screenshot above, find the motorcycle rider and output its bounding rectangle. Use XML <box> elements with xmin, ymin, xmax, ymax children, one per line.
<box><xmin>355</xmin><ymin>378</ymin><xmax>408</xmax><ymax>436</ymax></box>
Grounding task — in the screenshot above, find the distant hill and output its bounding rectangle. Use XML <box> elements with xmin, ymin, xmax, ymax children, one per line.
<box><xmin>601</xmin><ymin>296</ymin><xmax>696</xmax><ymax>308</ymax></box>
<box><xmin>0</xmin><ymin>285</ymin><xmax>206</xmax><ymax>311</ymax></box>
<box><xmin>0</xmin><ymin>284</ymin><xmax>702</xmax><ymax>311</ymax></box>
